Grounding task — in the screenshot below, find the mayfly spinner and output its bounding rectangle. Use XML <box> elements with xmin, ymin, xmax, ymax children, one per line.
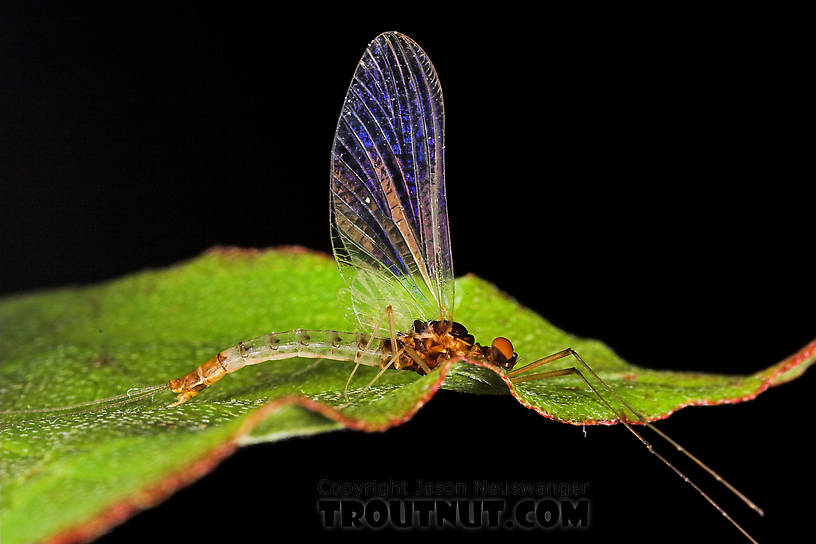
<box><xmin>161</xmin><ymin>32</ymin><xmax>762</xmax><ymax>541</ymax></box>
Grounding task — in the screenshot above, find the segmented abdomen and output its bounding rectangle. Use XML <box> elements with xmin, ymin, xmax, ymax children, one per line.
<box><xmin>220</xmin><ymin>329</ymin><xmax>390</xmax><ymax>374</ymax></box>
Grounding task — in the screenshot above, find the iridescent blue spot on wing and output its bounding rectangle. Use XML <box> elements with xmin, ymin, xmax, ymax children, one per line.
<box><xmin>330</xmin><ymin>32</ymin><xmax>454</xmax><ymax>334</ymax></box>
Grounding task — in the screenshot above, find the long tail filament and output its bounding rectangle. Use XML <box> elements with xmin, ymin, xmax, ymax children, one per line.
<box><xmin>0</xmin><ymin>383</ymin><xmax>169</xmax><ymax>416</ymax></box>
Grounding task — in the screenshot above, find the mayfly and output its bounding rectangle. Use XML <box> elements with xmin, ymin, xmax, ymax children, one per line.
<box><xmin>25</xmin><ymin>32</ymin><xmax>763</xmax><ymax>541</ymax></box>
<box><xmin>163</xmin><ymin>31</ymin><xmax>764</xmax><ymax>542</ymax></box>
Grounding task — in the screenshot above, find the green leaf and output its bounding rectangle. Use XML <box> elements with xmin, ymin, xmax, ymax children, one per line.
<box><xmin>1</xmin><ymin>247</ymin><xmax>813</xmax><ymax>544</ymax></box>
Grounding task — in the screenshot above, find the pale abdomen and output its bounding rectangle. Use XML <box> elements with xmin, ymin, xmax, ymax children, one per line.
<box><xmin>168</xmin><ymin>329</ymin><xmax>391</xmax><ymax>406</ymax></box>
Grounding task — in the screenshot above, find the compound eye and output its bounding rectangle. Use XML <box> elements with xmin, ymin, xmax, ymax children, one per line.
<box><xmin>491</xmin><ymin>337</ymin><xmax>514</xmax><ymax>366</ymax></box>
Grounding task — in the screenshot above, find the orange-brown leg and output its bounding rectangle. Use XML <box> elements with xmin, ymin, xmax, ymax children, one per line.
<box><xmin>508</xmin><ymin>349</ymin><xmax>761</xmax><ymax>543</ymax></box>
<box><xmin>343</xmin><ymin>305</ymin><xmax>396</xmax><ymax>402</ymax></box>
<box><xmin>341</xmin><ymin>305</ymin><xmax>402</xmax><ymax>407</ymax></box>
<box><xmin>511</xmin><ymin>348</ymin><xmax>762</xmax><ymax>513</ymax></box>
<box><xmin>506</xmin><ymin>348</ymin><xmax>573</xmax><ymax>381</ymax></box>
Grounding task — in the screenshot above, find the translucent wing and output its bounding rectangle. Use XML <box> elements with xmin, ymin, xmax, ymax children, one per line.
<box><xmin>330</xmin><ymin>31</ymin><xmax>453</xmax><ymax>334</ymax></box>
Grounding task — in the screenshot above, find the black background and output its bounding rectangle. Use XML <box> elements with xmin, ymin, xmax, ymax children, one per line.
<box><xmin>2</xmin><ymin>4</ymin><xmax>812</xmax><ymax>543</ymax></box>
